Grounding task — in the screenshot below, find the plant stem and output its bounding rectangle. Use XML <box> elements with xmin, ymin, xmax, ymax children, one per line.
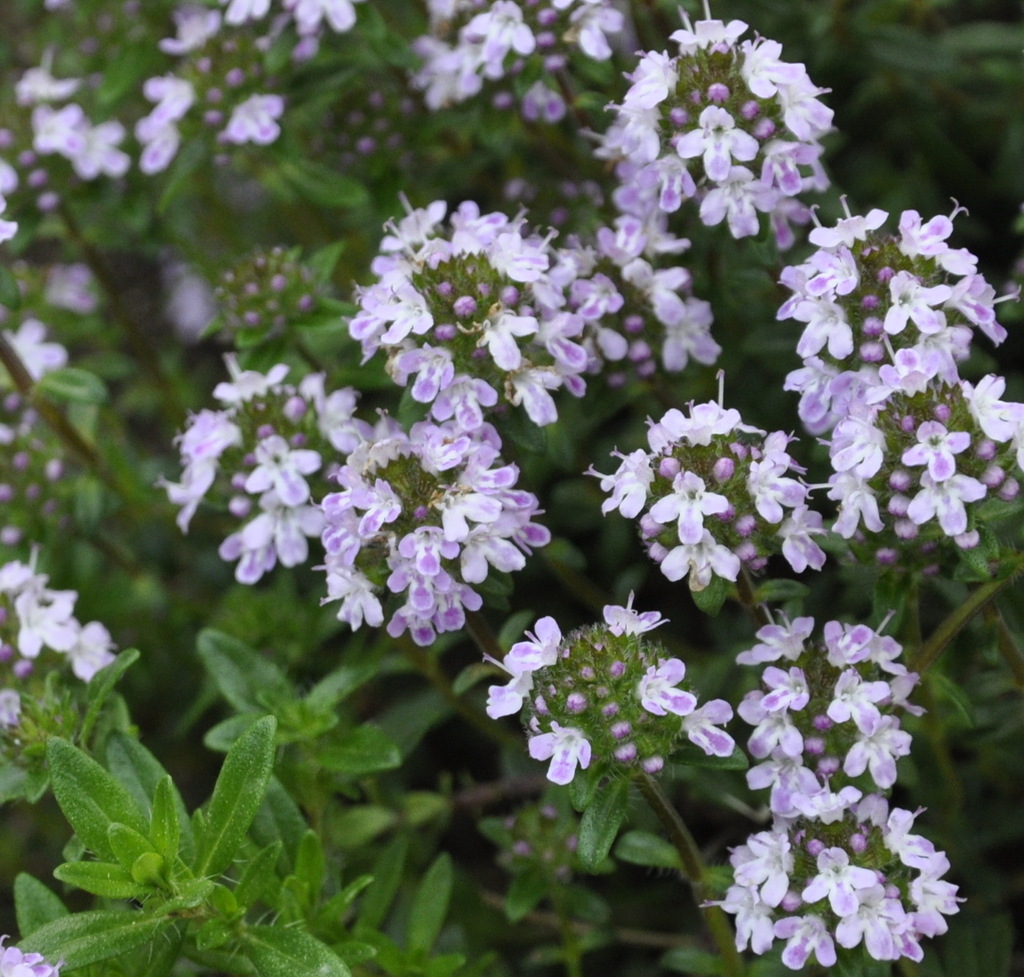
<box><xmin>635</xmin><ymin>774</ymin><xmax>744</xmax><ymax>977</ymax></box>
<box><xmin>736</xmin><ymin>568</ymin><xmax>773</xmax><ymax>629</ymax></box>
<box><xmin>398</xmin><ymin>635</ymin><xmax>520</xmax><ymax>749</ymax></box>
<box><xmin>909</xmin><ymin>555</ymin><xmax>1024</xmax><ymax>673</ymax></box>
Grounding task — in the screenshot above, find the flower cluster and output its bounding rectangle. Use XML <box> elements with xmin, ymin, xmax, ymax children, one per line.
<box><xmin>349</xmin><ymin>198</ymin><xmax>590</xmax><ymax>429</ymax></box>
<box><xmin>1</xmin><ymin>53</ymin><xmax>130</xmax><ymax>217</ymax></box>
<box><xmin>486</xmin><ymin>599</ymin><xmax>735</xmax><ymax>784</ymax></box>
<box><xmin>320</xmin><ymin>417</ymin><xmax>549</xmax><ymax>645</ymax></box>
<box><xmin>0</xmin><ymin>552</ymin><xmax>117</xmax><ymax>731</ymax></box>
<box><xmin>550</xmin><ymin>213</ymin><xmax>719</xmax><ymax>382</ymax></box>
<box><xmin>411</xmin><ymin>0</ymin><xmax>624</xmax><ymax>114</ymax></box>
<box><xmin>163</xmin><ymin>356</ymin><xmax>366</xmax><ymax>583</ymax></box>
<box><xmin>781</xmin><ymin>205</ymin><xmax>1022</xmax><ymax>565</ymax></box>
<box><xmin>717</xmin><ymin>616</ymin><xmax>959</xmax><ymax>968</ymax></box>
<box><xmin>593</xmin><ymin>401</ymin><xmax>824</xmax><ymax>591</ymax></box>
<box><xmin>598</xmin><ymin>14</ymin><xmax>831</xmax><ymax>245</ymax></box>
<box><xmin>213</xmin><ymin>246</ymin><xmax>322</xmax><ymax>342</ymax></box>
<box><xmin>136</xmin><ymin>9</ymin><xmax>283</xmax><ymax>174</ymax></box>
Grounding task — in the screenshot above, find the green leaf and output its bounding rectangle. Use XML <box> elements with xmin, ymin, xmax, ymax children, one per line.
<box><xmin>235</xmin><ymin>842</ymin><xmax>283</xmax><ymax>910</ymax></box>
<box><xmin>505</xmin><ymin>867</ymin><xmax>547</xmax><ymax>922</ymax></box>
<box><xmin>318</xmin><ymin>725</ymin><xmax>401</xmax><ymax>777</ymax></box>
<box><xmin>53</xmin><ymin>860</ymin><xmax>149</xmax><ymax>899</ymax></box>
<box><xmin>691</xmin><ymin>575</ymin><xmax>729</xmax><ymax>616</ymax></box>
<box><xmin>20</xmin><ymin>911</ymin><xmax>171</xmax><ymax>969</ymax></box>
<box><xmin>203</xmin><ymin>713</ymin><xmax>262</xmax><ymax>752</ymax></box>
<box><xmin>567</xmin><ymin>763</ymin><xmax>601</xmax><ymax>813</ymax></box>
<box><xmin>577</xmin><ymin>778</ymin><xmax>629</xmax><ymax>872</ymax></box>
<box><xmin>197</xmin><ymin>629</ymin><xmax>294</xmax><ymax>713</ymax></box>
<box><xmin>150</xmin><ymin>776</ymin><xmax>181</xmax><ymax>864</ymax></box>
<box><xmin>331</xmin><ymin>805</ymin><xmax>398</xmax><ymax>849</ymax></box>
<box><xmin>35</xmin><ymin>367</ymin><xmax>108</xmax><ymax>405</ymax></box>
<box><xmin>614</xmin><ymin>830</ymin><xmax>683</xmax><ymax>871</ymax></box>
<box><xmin>753</xmin><ymin>579</ymin><xmax>809</xmax><ymax>604</ymax></box>
<box><xmin>304</xmin><ymin>663</ymin><xmax>375</xmax><ymax>711</ymax></box>
<box><xmin>294</xmin><ymin>830</ymin><xmax>325</xmax><ymax>900</ymax></box>
<box><xmin>47</xmin><ymin>738</ymin><xmax>149</xmax><ymax>862</ymax></box>
<box><xmin>14</xmin><ymin>874</ymin><xmax>68</xmax><ymax>938</ymax></box>
<box><xmin>660</xmin><ymin>946</ymin><xmax>724</xmax><ymax>975</ymax></box>
<box><xmin>198</xmin><ymin>715</ymin><xmax>278</xmax><ymax>877</ymax></box>
<box><xmin>407</xmin><ymin>853</ymin><xmax>453</xmax><ymax>955</ymax></box>
<box><xmin>268</xmin><ymin>159</ymin><xmax>369</xmax><ymax>210</ymax></box>
<box><xmin>0</xmin><ymin>264</ymin><xmax>21</xmax><ymax>309</ymax></box>
<box><xmin>242</xmin><ymin>925</ymin><xmax>351</xmax><ymax>977</ymax></box>
<box><xmin>357</xmin><ymin>835</ymin><xmax>407</xmax><ymax>929</ymax></box>
<box><xmin>80</xmin><ymin>649</ymin><xmax>140</xmax><ymax>746</ymax></box>
<box><xmin>104</xmin><ymin>734</ymin><xmax>194</xmax><ymax>861</ymax></box>
<box><xmin>251</xmin><ymin>776</ymin><xmax>308</xmax><ymax>873</ymax></box>
<box><xmin>108</xmin><ymin>822</ymin><xmax>157</xmax><ymax>871</ymax></box>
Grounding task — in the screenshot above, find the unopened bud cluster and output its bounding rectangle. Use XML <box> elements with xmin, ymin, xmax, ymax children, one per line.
<box><xmin>483</xmin><ymin>802</ymin><xmax>580</xmax><ymax>887</ymax></box>
<box><xmin>486</xmin><ymin>599</ymin><xmax>734</xmax><ymax>785</ymax></box>
<box><xmin>593</xmin><ymin>401</ymin><xmax>824</xmax><ymax>591</ymax></box>
<box><xmin>214</xmin><ymin>246</ymin><xmax>321</xmax><ymax>341</ymax></box>
<box><xmin>598</xmin><ymin>15</ymin><xmax>832</xmax><ymax>245</ymax></box>
<box><xmin>716</xmin><ymin>616</ymin><xmax>959</xmax><ymax>968</ymax></box>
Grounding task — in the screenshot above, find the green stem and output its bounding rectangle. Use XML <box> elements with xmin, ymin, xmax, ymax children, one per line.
<box><xmin>984</xmin><ymin>605</ymin><xmax>1024</xmax><ymax>690</ymax></box>
<box><xmin>736</xmin><ymin>568</ymin><xmax>773</xmax><ymax>629</ymax></box>
<box><xmin>551</xmin><ymin>888</ymin><xmax>585</xmax><ymax>977</ymax></box>
<box><xmin>636</xmin><ymin>774</ymin><xmax>744</xmax><ymax>977</ymax></box>
<box><xmin>398</xmin><ymin>635</ymin><xmax>520</xmax><ymax>749</ymax></box>
<box><xmin>909</xmin><ymin>555</ymin><xmax>1024</xmax><ymax>673</ymax></box>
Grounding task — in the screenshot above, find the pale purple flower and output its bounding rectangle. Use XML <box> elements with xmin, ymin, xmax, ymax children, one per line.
<box><xmin>638</xmin><ymin>658</ymin><xmax>697</xmax><ymax>717</ymax></box>
<box><xmin>773</xmin><ymin>914</ymin><xmax>837</xmax><ymax>969</ymax></box>
<box><xmin>528</xmin><ymin>721</ymin><xmax>592</xmax><ymax>785</ymax></box>
<box><xmin>221</xmin><ymin>94</ymin><xmax>285</xmax><ymax>146</ymax></box>
<box><xmin>906</xmin><ymin>471</ymin><xmax>986</xmax><ymax>536</ymax></box>
<box><xmin>683</xmin><ymin>698</ymin><xmax>735</xmax><ymax>756</ymax></box>
<box><xmin>244</xmin><ymin>435</ymin><xmax>322</xmax><ymax>506</ymax></box>
<box><xmin>802</xmin><ymin>846</ymin><xmax>878</xmax><ymax>916</ymax></box>
<box><xmin>901</xmin><ymin>420</ymin><xmax>970</xmax><ymax>482</ymax></box>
